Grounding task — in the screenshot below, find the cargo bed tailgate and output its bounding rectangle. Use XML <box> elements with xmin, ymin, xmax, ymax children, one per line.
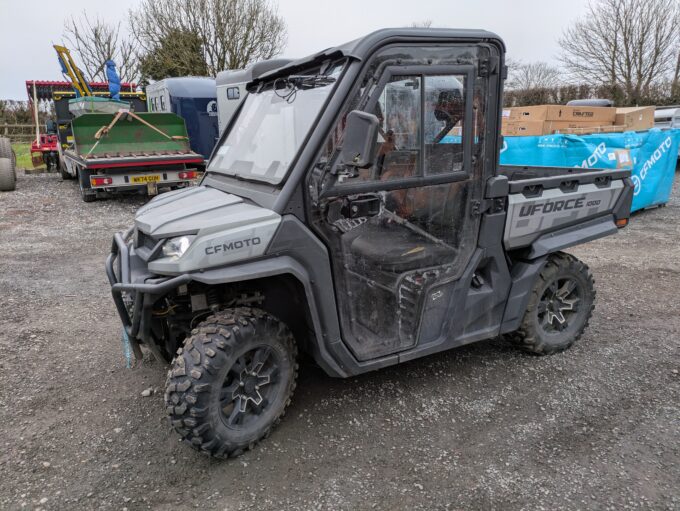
<box><xmin>502</xmin><ymin>168</ymin><xmax>633</xmax><ymax>253</ymax></box>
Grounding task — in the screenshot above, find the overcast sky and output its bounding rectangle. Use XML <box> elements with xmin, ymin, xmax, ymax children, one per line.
<box><xmin>0</xmin><ymin>0</ymin><xmax>590</xmax><ymax>100</ymax></box>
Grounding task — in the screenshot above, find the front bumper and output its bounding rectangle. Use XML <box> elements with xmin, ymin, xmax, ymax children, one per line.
<box><xmin>106</xmin><ymin>229</ymin><xmax>191</xmax><ymax>356</ymax></box>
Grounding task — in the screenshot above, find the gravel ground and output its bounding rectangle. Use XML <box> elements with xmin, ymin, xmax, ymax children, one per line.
<box><xmin>0</xmin><ymin>169</ymin><xmax>678</xmax><ymax>511</ymax></box>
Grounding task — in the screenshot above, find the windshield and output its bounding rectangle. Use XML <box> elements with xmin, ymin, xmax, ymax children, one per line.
<box><xmin>208</xmin><ymin>60</ymin><xmax>346</xmax><ymax>185</ymax></box>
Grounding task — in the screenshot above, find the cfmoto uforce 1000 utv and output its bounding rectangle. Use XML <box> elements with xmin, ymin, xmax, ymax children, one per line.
<box><xmin>107</xmin><ymin>28</ymin><xmax>633</xmax><ymax>458</ymax></box>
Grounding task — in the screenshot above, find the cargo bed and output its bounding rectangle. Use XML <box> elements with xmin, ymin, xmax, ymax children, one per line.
<box><xmin>496</xmin><ymin>166</ymin><xmax>633</xmax><ymax>255</ymax></box>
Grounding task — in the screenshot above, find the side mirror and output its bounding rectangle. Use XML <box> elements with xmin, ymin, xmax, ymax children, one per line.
<box><xmin>340</xmin><ymin>110</ymin><xmax>379</xmax><ymax>169</ymax></box>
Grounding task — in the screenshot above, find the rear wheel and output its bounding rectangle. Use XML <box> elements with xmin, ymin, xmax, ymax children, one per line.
<box><xmin>507</xmin><ymin>252</ymin><xmax>595</xmax><ymax>355</ymax></box>
<box><xmin>0</xmin><ymin>157</ymin><xmax>16</xmax><ymax>191</ymax></box>
<box><xmin>165</xmin><ymin>307</ymin><xmax>298</xmax><ymax>458</ymax></box>
<box><xmin>78</xmin><ymin>169</ymin><xmax>96</xmax><ymax>202</ymax></box>
<box><xmin>59</xmin><ymin>154</ymin><xmax>72</xmax><ymax>179</ymax></box>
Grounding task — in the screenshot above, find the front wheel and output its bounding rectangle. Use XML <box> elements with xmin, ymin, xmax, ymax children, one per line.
<box><xmin>165</xmin><ymin>308</ymin><xmax>298</xmax><ymax>458</ymax></box>
<box><xmin>507</xmin><ymin>252</ymin><xmax>595</xmax><ymax>355</ymax></box>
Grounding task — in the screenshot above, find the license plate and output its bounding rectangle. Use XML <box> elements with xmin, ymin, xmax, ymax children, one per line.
<box><xmin>131</xmin><ymin>174</ymin><xmax>161</xmax><ymax>184</ymax></box>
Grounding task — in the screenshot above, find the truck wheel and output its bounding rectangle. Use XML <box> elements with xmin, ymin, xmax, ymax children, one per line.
<box><xmin>78</xmin><ymin>169</ymin><xmax>96</xmax><ymax>202</ymax></box>
<box><xmin>166</xmin><ymin>307</ymin><xmax>298</xmax><ymax>458</ymax></box>
<box><xmin>58</xmin><ymin>154</ymin><xmax>72</xmax><ymax>179</ymax></box>
<box><xmin>0</xmin><ymin>157</ymin><xmax>16</xmax><ymax>191</ymax></box>
<box><xmin>508</xmin><ymin>252</ymin><xmax>595</xmax><ymax>355</ymax></box>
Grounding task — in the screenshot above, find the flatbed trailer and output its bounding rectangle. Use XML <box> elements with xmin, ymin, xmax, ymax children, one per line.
<box><xmin>60</xmin><ymin>111</ymin><xmax>203</xmax><ymax>201</ymax></box>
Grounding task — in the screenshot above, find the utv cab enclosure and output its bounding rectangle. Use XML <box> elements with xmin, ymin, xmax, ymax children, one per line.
<box><xmin>107</xmin><ymin>28</ymin><xmax>633</xmax><ymax>459</ymax></box>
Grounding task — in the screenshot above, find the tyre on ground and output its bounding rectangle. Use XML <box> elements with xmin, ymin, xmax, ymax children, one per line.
<box><xmin>0</xmin><ymin>137</ymin><xmax>12</xmax><ymax>161</ymax></box>
<box><xmin>506</xmin><ymin>252</ymin><xmax>595</xmax><ymax>355</ymax></box>
<box><xmin>77</xmin><ymin>168</ymin><xmax>96</xmax><ymax>202</ymax></box>
<box><xmin>165</xmin><ymin>307</ymin><xmax>298</xmax><ymax>458</ymax></box>
<box><xmin>0</xmin><ymin>157</ymin><xmax>16</xmax><ymax>191</ymax></box>
<box><xmin>0</xmin><ymin>137</ymin><xmax>16</xmax><ymax>182</ymax></box>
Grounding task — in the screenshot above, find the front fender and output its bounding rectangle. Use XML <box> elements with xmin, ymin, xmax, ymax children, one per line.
<box><xmin>191</xmin><ymin>255</ymin><xmax>347</xmax><ymax>378</ymax></box>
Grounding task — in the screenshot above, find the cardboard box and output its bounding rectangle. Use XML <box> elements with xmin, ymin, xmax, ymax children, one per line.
<box><xmin>546</xmin><ymin>120</ymin><xmax>613</xmax><ymax>133</ymax></box>
<box><xmin>502</xmin><ymin>120</ymin><xmax>613</xmax><ymax>137</ymax></box>
<box><xmin>557</xmin><ymin>125</ymin><xmax>627</xmax><ymax>135</ymax></box>
<box><xmin>506</xmin><ymin>105</ymin><xmax>617</xmax><ymax>123</ymax></box>
<box><xmin>615</xmin><ymin>106</ymin><xmax>655</xmax><ymax>131</ymax></box>
<box><xmin>502</xmin><ymin>120</ymin><xmax>544</xmax><ymax>136</ymax></box>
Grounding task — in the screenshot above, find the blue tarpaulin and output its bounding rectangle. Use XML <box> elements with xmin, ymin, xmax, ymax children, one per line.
<box><xmin>498</xmin><ymin>129</ymin><xmax>680</xmax><ymax>212</ymax></box>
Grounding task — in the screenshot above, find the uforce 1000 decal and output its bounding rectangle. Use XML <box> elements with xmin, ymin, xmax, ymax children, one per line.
<box><xmin>518</xmin><ymin>197</ymin><xmax>597</xmax><ymax>216</ymax></box>
<box><xmin>504</xmin><ymin>181</ymin><xmax>623</xmax><ymax>249</ymax></box>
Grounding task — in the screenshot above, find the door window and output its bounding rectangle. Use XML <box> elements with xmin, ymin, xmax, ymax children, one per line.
<box><xmin>329</xmin><ymin>72</ymin><xmax>468</xmax><ymax>187</ymax></box>
<box><xmin>375</xmin><ymin>75</ymin><xmax>421</xmax><ymax>181</ymax></box>
<box><xmin>423</xmin><ymin>75</ymin><xmax>466</xmax><ymax>175</ymax></box>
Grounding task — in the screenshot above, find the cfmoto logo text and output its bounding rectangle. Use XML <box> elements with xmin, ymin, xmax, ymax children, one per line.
<box><xmin>577</xmin><ymin>142</ymin><xmax>607</xmax><ymax>169</ymax></box>
<box><xmin>632</xmin><ymin>136</ymin><xmax>672</xmax><ymax>196</ymax></box>
<box><xmin>205</xmin><ymin>237</ymin><xmax>261</xmax><ymax>255</ymax></box>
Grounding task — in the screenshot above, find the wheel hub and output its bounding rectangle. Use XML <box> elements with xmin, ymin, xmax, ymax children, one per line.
<box><xmin>539</xmin><ymin>278</ymin><xmax>581</xmax><ymax>331</ymax></box>
<box><xmin>220</xmin><ymin>347</ymin><xmax>278</xmax><ymax>427</ymax></box>
<box><xmin>235</xmin><ymin>368</ymin><xmax>271</xmax><ymax>405</ymax></box>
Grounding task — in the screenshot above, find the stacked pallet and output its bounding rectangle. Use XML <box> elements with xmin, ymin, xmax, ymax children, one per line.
<box><xmin>501</xmin><ymin>105</ymin><xmax>655</xmax><ymax>136</ymax></box>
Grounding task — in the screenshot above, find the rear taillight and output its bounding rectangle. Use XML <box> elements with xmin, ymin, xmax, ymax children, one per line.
<box><xmin>91</xmin><ymin>176</ymin><xmax>113</xmax><ymax>186</ymax></box>
<box><xmin>615</xmin><ymin>218</ymin><xmax>629</xmax><ymax>228</ymax></box>
<box><xmin>179</xmin><ymin>170</ymin><xmax>197</xmax><ymax>180</ymax></box>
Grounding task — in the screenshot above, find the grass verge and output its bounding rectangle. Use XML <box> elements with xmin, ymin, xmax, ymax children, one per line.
<box><xmin>11</xmin><ymin>143</ymin><xmax>45</xmax><ymax>170</ymax></box>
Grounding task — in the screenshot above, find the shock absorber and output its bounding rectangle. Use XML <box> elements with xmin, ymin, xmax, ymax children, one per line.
<box><xmin>206</xmin><ymin>288</ymin><xmax>220</xmax><ymax>312</ymax></box>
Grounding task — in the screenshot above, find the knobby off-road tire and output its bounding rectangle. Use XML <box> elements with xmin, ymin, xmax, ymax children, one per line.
<box><xmin>507</xmin><ymin>252</ymin><xmax>595</xmax><ymax>355</ymax></box>
<box><xmin>166</xmin><ymin>307</ymin><xmax>298</xmax><ymax>458</ymax></box>
<box><xmin>0</xmin><ymin>157</ymin><xmax>16</xmax><ymax>191</ymax></box>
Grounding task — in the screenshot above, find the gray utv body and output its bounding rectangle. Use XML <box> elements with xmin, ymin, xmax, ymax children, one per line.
<box><xmin>107</xmin><ymin>28</ymin><xmax>633</xmax><ymax>378</ymax></box>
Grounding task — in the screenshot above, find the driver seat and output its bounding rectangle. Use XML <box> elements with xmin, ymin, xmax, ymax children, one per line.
<box><xmin>342</xmin><ymin>218</ymin><xmax>456</xmax><ymax>273</ymax></box>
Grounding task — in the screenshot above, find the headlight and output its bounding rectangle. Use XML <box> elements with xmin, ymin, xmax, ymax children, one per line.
<box><xmin>161</xmin><ymin>235</ymin><xmax>196</xmax><ymax>259</ymax></box>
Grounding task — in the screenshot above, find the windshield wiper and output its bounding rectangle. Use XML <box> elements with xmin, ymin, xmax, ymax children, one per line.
<box><xmin>274</xmin><ymin>74</ymin><xmax>337</xmax><ymax>103</ymax></box>
<box><xmin>288</xmin><ymin>75</ymin><xmax>336</xmax><ymax>89</ymax></box>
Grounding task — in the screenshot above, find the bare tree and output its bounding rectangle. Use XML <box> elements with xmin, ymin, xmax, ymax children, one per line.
<box><xmin>410</xmin><ymin>20</ymin><xmax>433</xmax><ymax>28</ymax></box>
<box><xmin>129</xmin><ymin>0</ymin><xmax>287</xmax><ymax>75</ymax></box>
<box><xmin>559</xmin><ymin>0</ymin><xmax>680</xmax><ymax>104</ymax></box>
<box><xmin>507</xmin><ymin>60</ymin><xmax>562</xmax><ymax>90</ymax></box>
<box><xmin>63</xmin><ymin>12</ymin><xmax>139</xmax><ymax>83</ymax></box>
<box><xmin>672</xmin><ymin>46</ymin><xmax>680</xmax><ymax>99</ymax></box>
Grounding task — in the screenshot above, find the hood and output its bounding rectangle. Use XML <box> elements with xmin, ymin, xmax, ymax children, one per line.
<box><xmin>136</xmin><ymin>185</ymin><xmax>279</xmax><ymax>239</ymax></box>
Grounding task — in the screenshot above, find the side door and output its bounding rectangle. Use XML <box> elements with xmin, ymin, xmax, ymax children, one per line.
<box><xmin>308</xmin><ymin>44</ymin><xmax>489</xmax><ymax>362</ymax></box>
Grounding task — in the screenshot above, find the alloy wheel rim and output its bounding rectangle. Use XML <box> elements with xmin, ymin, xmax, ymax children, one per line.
<box><xmin>537</xmin><ymin>278</ymin><xmax>581</xmax><ymax>333</ymax></box>
<box><xmin>219</xmin><ymin>346</ymin><xmax>281</xmax><ymax>429</ymax></box>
